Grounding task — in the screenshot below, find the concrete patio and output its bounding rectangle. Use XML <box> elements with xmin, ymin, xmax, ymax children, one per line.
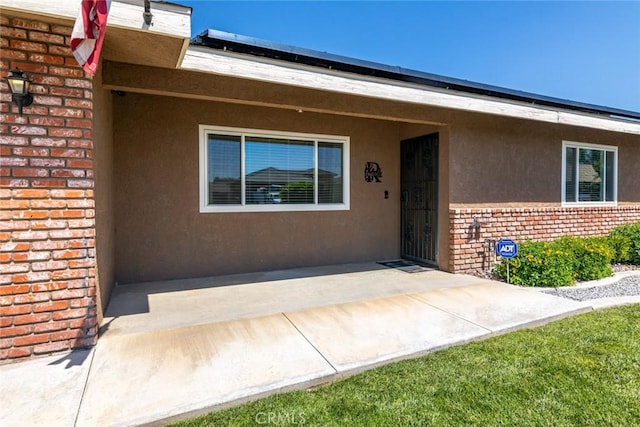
<box><xmin>1</xmin><ymin>263</ymin><xmax>594</xmax><ymax>426</ymax></box>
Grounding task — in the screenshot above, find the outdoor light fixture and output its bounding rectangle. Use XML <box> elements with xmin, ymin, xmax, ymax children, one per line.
<box><xmin>6</xmin><ymin>69</ymin><xmax>33</xmax><ymax>116</ymax></box>
<box><xmin>143</xmin><ymin>0</ymin><xmax>153</xmax><ymax>26</ymax></box>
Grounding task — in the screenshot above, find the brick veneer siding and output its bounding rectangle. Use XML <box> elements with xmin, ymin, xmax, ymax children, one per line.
<box><xmin>448</xmin><ymin>206</ymin><xmax>640</xmax><ymax>273</ymax></box>
<box><xmin>1</xmin><ymin>16</ymin><xmax>98</xmax><ymax>362</ymax></box>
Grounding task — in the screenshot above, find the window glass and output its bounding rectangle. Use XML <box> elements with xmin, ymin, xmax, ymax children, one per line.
<box><xmin>605</xmin><ymin>151</ymin><xmax>615</xmax><ymax>202</ymax></box>
<box><xmin>578</xmin><ymin>148</ymin><xmax>603</xmax><ymax>202</ymax></box>
<box><xmin>563</xmin><ymin>142</ymin><xmax>616</xmax><ymax>204</ymax></box>
<box><xmin>201</xmin><ymin>126</ymin><xmax>348</xmax><ymax>212</ymax></box>
<box><xmin>207</xmin><ymin>134</ymin><xmax>241</xmax><ymax>205</ymax></box>
<box><xmin>245</xmin><ymin>137</ymin><xmax>314</xmax><ymax>204</ymax></box>
<box><xmin>565</xmin><ymin>147</ymin><xmax>576</xmax><ymax>203</ymax></box>
<box><xmin>318</xmin><ymin>142</ymin><xmax>344</xmax><ymax>204</ymax></box>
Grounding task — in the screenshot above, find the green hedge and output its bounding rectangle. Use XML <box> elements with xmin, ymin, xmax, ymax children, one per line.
<box><xmin>555</xmin><ymin>236</ymin><xmax>613</xmax><ymax>282</ymax></box>
<box><xmin>493</xmin><ymin>240</ymin><xmax>574</xmax><ymax>287</ymax></box>
<box><xmin>609</xmin><ymin>222</ymin><xmax>640</xmax><ymax>265</ymax></box>
<box><xmin>494</xmin><ymin>222</ymin><xmax>640</xmax><ymax>287</ymax></box>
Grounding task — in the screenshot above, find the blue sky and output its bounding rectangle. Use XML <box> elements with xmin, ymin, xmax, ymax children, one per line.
<box><xmin>178</xmin><ymin>1</ymin><xmax>640</xmax><ymax>113</ymax></box>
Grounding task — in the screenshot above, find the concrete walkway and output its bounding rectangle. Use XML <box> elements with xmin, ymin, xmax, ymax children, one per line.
<box><xmin>2</xmin><ymin>263</ymin><xmax>618</xmax><ymax>427</ymax></box>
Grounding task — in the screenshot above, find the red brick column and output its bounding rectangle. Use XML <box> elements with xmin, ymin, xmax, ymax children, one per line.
<box><xmin>1</xmin><ymin>15</ymin><xmax>98</xmax><ymax>362</ymax></box>
<box><xmin>449</xmin><ymin>206</ymin><xmax>640</xmax><ymax>273</ymax></box>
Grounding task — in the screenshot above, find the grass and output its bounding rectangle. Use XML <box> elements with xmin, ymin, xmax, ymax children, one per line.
<box><xmin>174</xmin><ymin>305</ymin><xmax>640</xmax><ymax>426</ymax></box>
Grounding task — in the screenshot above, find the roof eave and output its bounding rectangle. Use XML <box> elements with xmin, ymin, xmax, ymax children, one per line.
<box><xmin>192</xmin><ymin>28</ymin><xmax>640</xmax><ymax>122</ymax></box>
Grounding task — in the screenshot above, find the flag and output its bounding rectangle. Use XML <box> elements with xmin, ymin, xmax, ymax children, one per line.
<box><xmin>70</xmin><ymin>0</ymin><xmax>111</xmax><ymax>76</ymax></box>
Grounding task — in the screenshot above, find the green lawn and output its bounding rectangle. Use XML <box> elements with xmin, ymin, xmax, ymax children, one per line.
<box><xmin>174</xmin><ymin>305</ymin><xmax>640</xmax><ymax>426</ymax></box>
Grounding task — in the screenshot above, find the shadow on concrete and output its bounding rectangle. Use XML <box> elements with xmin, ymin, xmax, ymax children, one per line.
<box><xmin>48</xmin><ymin>348</ymin><xmax>93</xmax><ymax>369</ymax></box>
<box><xmin>98</xmin><ymin>316</ymin><xmax>118</xmax><ymax>337</ymax></box>
<box><xmin>105</xmin><ymin>262</ymin><xmax>392</xmax><ymax>317</ymax></box>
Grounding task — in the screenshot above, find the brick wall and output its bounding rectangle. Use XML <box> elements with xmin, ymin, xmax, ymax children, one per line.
<box><xmin>449</xmin><ymin>206</ymin><xmax>640</xmax><ymax>273</ymax></box>
<box><xmin>1</xmin><ymin>15</ymin><xmax>98</xmax><ymax>362</ymax></box>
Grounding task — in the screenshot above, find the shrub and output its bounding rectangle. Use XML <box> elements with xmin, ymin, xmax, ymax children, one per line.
<box><xmin>494</xmin><ymin>235</ymin><xmax>614</xmax><ymax>287</ymax></box>
<box><xmin>493</xmin><ymin>223</ymin><xmax>640</xmax><ymax>286</ymax></box>
<box><xmin>493</xmin><ymin>240</ymin><xmax>574</xmax><ymax>287</ymax></box>
<box><xmin>609</xmin><ymin>223</ymin><xmax>640</xmax><ymax>265</ymax></box>
<box><xmin>554</xmin><ymin>236</ymin><xmax>613</xmax><ymax>281</ymax></box>
<box><xmin>606</xmin><ymin>232</ymin><xmax>631</xmax><ymax>264</ymax></box>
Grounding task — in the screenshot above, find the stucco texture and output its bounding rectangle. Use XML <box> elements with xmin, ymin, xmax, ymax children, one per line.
<box><xmin>108</xmin><ymin>69</ymin><xmax>639</xmax><ymax>284</ymax></box>
<box><xmin>448</xmin><ymin>115</ymin><xmax>640</xmax><ymax>205</ymax></box>
<box><xmin>113</xmin><ymin>94</ymin><xmax>413</xmax><ymax>283</ymax></box>
<box><xmin>92</xmin><ymin>71</ymin><xmax>115</xmax><ymax>319</ymax></box>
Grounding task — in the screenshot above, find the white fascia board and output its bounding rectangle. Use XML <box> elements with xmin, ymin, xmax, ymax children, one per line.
<box><xmin>182</xmin><ymin>47</ymin><xmax>640</xmax><ymax>135</ymax></box>
<box><xmin>0</xmin><ymin>0</ymin><xmax>191</xmax><ymax>38</ymax></box>
<box><xmin>557</xmin><ymin>111</ymin><xmax>640</xmax><ymax>134</ymax></box>
<box><xmin>0</xmin><ymin>0</ymin><xmax>79</xmax><ymax>20</ymax></box>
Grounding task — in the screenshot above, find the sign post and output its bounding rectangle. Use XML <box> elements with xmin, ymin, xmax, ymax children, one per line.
<box><xmin>496</xmin><ymin>238</ymin><xmax>518</xmax><ymax>284</ymax></box>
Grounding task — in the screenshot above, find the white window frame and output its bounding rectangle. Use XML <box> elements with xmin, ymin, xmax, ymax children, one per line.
<box><xmin>199</xmin><ymin>125</ymin><xmax>350</xmax><ymax>213</ymax></box>
<box><xmin>561</xmin><ymin>140</ymin><xmax>618</xmax><ymax>207</ymax></box>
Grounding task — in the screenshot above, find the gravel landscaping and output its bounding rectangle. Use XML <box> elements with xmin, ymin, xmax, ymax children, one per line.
<box><xmin>543</xmin><ymin>273</ymin><xmax>640</xmax><ymax>301</ymax></box>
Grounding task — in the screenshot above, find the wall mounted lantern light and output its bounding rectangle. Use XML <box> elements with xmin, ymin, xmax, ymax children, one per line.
<box><xmin>6</xmin><ymin>68</ymin><xmax>33</xmax><ymax>116</ymax></box>
<box><xmin>143</xmin><ymin>0</ymin><xmax>153</xmax><ymax>26</ymax></box>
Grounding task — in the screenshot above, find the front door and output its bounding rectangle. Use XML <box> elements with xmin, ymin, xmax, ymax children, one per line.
<box><xmin>401</xmin><ymin>133</ymin><xmax>438</xmax><ymax>264</ymax></box>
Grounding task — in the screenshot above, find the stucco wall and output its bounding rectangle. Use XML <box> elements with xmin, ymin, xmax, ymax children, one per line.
<box><xmin>92</xmin><ymin>72</ymin><xmax>114</xmax><ymax>320</ymax></box>
<box><xmin>448</xmin><ymin>114</ymin><xmax>640</xmax><ymax>205</ymax></box>
<box><xmin>445</xmin><ymin>113</ymin><xmax>640</xmax><ymax>273</ymax></box>
<box><xmin>113</xmin><ymin>93</ymin><xmax>410</xmax><ymax>283</ymax></box>
<box><xmin>617</xmin><ymin>132</ymin><xmax>640</xmax><ymax>202</ymax></box>
<box><xmin>109</xmin><ymin>71</ymin><xmax>638</xmax><ymax>283</ymax></box>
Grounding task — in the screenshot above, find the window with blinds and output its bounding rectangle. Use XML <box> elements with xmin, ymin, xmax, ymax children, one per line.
<box><xmin>562</xmin><ymin>141</ymin><xmax>617</xmax><ymax>205</ymax></box>
<box><xmin>200</xmin><ymin>125</ymin><xmax>349</xmax><ymax>212</ymax></box>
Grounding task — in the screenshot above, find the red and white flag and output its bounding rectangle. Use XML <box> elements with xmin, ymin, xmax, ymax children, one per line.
<box><xmin>70</xmin><ymin>0</ymin><xmax>111</xmax><ymax>76</ymax></box>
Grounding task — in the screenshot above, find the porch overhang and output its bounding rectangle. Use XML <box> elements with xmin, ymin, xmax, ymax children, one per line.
<box><xmin>101</xmin><ymin>60</ymin><xmax>447</xmax><ymax>125</ymax></box>
<box><xmin>180</xmin><ymin>46</ymin><xmax>640</xmax><ymax>135</ymax></box>
<box><xmin>0</xmin><ymin>0</ymin><xmax>192</xmax><ymax>69</ymax></box>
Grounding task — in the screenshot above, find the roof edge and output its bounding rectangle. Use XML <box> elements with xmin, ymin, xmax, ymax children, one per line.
<box><xmin>193</xmin><ymin>29</ymin><xmax>640</xmax><ymax>122</ymax></box>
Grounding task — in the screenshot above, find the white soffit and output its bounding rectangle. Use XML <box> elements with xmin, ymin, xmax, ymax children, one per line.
<box><xmin>182</xmin><ymin>47</ymin><xmax>640</xmax><ymax>135</ymax></box>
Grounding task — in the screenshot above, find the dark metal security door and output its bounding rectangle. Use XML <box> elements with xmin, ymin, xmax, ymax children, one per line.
<box><xmin>401</xmin><ymin>133</ymin><xmax>438</xmax><ymax>264</ymax></box>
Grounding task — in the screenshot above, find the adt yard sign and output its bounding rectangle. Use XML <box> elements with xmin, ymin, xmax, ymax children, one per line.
<box><xmin>496</xmin><ymin>239</ymin><xmax>518</xmax><ymax>258</ymax></box>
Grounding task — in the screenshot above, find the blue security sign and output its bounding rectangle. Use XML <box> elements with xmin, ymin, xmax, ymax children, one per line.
<box><xmin>496</xmin><ymin>239</ymin><xmax>518</xmax><ymax>258</ymax></box>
